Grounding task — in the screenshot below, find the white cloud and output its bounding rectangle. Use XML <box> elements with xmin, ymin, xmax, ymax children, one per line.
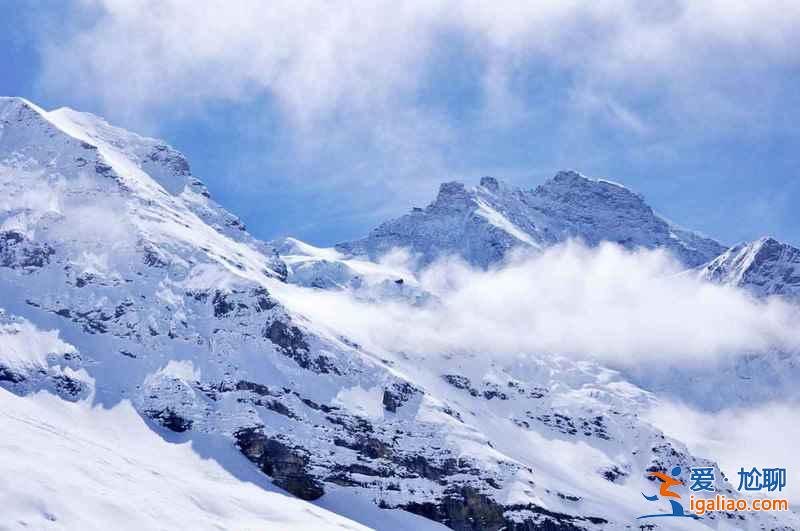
<box><xmin>278</xmin><ymin>242</ymin><xmax>800</xmax><ymax>365</ymax></box>
<box><xmin>32</xmin><ymin>1</ymin><xmax>800</xmax><ymax>240</ymax></box>
<box><xmin>0</xmin><ymin>317</ymin><xmax>76</xmax><ymax>372</ymax></box>
<box><xmin>0</xmin><ymin>167</ymin><xmax>139</xmax><ymax>276</ymax></box>
<box><xmin>648</xmin><ymin>400</ymin><xmax>800</xmax><ymax>504</ymax></box>
<box><xmin>39</xmin><ymin>0</ymin><xmax>800</xmax><ymax>129</ymax></box>
<box><xmin>41</xmin><ymin>0</ymin><xmax>445</xmax><ymax>127</ymax></box>
<box><xmin>0</xmin><ymin>166</ymin><xmax>63</xmax><ymax>225</ymax></box>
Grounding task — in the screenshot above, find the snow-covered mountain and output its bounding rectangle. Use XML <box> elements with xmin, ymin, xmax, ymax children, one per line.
<box><xmin>274</xmin><ymin>236</ymin><xmax>429</xmax><ymax>304</ymax></box>
<box><xmin>699</xmin><ymin>237</ymin><xmax>800</xmax><ymax>298</ymax></box>
<box><xmin>1</xmin><ymin>96</ymin><xmax>797</xmax><ymax>531</ymax></box>
<box><xmin>336</xmin><ymin>173</ymin><xmax>725</xmax><ymax>269</ymax></box>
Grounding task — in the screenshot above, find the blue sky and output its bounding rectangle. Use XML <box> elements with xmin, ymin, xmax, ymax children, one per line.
<box><xmin>2</xmin><ymin>1</ymin><xmax>799</xmax><ymax>247</ymax></box>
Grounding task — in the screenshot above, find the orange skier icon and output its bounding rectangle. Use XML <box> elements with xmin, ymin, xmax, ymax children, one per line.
<box><xmin>638</xmin><ymin>466</ymin><xmax>701</xmax><ymax>520</ymax></box>
<box><xmin>648</xmin><ymin>470</ymin><xmax>684</xmax><ymax>499</ymax></box>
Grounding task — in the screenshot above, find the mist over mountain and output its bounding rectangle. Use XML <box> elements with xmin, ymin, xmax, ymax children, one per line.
<box><xmin>2</xmin><ymin>97</ymin><xmax>798</xmax><ymax>530</ymax></box>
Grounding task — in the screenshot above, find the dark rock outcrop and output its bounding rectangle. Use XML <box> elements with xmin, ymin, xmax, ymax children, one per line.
<box><xmin>0</xmin><ymin>231</ymin><xmax>54</xmax><ymax>270</ymax></box>
<box><xmin>235</xmin><ymin>428</ymin><xmax>325</xmax><ymax>500</ymax></box>
<box><xmin>402</xmin><ymin>486</ymin><xmax>598</xmax><ymax>531</ymax></box>
<box><xmin>382</xmin><ymin>381</ymin><xmax>418</xmax><ymax>413</ymax></box>
<box><xmin>263</xmin><ymin>319</ymin><xmax>339</xmax><ymax>374</ymax></box>
<box><xmin>145</xmin><ymin>407</ymin><xmax>194</xmax><ymax>432</ymax></box>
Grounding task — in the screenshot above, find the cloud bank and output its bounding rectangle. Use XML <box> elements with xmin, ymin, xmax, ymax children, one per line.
<box><xmin>41</xmin><ymin>0</ymin><xmax>800</xmax><ymax>132</ymax></box>
<box><xmin>280</xmin><ymin>242</ymin><xmax>800</xmax><ymax>366</ymax></box>
<box><xmin>27</xmin><ymin>1</ymin><xmax>800</xmax><ymax>247</ymax></box>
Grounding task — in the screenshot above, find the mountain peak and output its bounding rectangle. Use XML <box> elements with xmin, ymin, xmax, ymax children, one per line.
<box><xmin>0</xmin><ymin>95</ymin><xmax>284</xmax><ymax>279</ymax></box>
<box><xmin>435</xmin><ymin>180</ymin><xmax>467</xmax><ymax>197</ymax></box>
<box><xmin>0</xmin><ymin>96</ymin><xmax>60</xmax><ymax>140</ymax></box>
<box><xmin>551</xmin><ymin>169</ymin><xmax>585</xmax><ymax>183</ymax></box>
<box><xmin>0</xmin><ymin>96</ymin><xmax>44</xmax><ymax>115</ymax></box>
<box><xmin>0</xmin><ymin>97</ymin><xmax>213</xmax><ymax>202</ymax></box>
<box><xmin>426</xmin><ymin>180</ymin><xmax>476</xmax><ymax>216</ymax></box>
<box><xmin>743</xmin><ymin>236</ymin><xmax>785</xmax><ymax>262</ymax></box>
<box><xmin>700</xmin><ymin>236</ymin><xmax>800</xmax><ymax>297</ymax></box>
<box><xmin>479</xmin><ymin>176</ymin><xmax>500</xmax><ymax>192</ymax></box>
<box><xmin>538</xmin><ymin>170</ymin><xmax>640</xmax><ymax>201</ymax></box>
<box><xmin>754</xmin><ymin>235</ymin><xmax>781</xmax><ymax>249</ymax></box>
<box><xmin>338</xmin><ymin>171</ymin><xmax>725</xmax><ymax>268</ymax></box>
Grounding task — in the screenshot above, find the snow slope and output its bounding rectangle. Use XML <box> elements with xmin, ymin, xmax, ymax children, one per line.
<box><xmin>0</xmin><ymin>389</ymin><xmax>370</xmax><ymax>531</ymax></box>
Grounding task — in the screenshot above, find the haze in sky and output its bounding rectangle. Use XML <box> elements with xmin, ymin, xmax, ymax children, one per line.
<box><xmin>1</xmin><ymin>0</ymin><xmax>799</xmax><ymax>246</ymax></box>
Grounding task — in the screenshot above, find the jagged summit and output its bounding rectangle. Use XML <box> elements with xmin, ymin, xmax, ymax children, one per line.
<box><xmin>699</xmin><ymin>236</ymin><xmax>800</xmax><ymax>297</ymax></box>
<box><xmin>534</xmin><ymin>170</ymin><xmax>642</xmax><ymax>206</ymax></box>
<box><xmin>429</xmin><ymin>181</ymin><xmax>473</xmax><ymax>213</ymax></box>
<box><xmin>0</xmin><ymin>95</ymin><xmax>283</xmax><ymax>279</ymax></box>
<box><xmin>479</xmin><ymin>175</ymin><xmax>500</xmax><ymax>192</ymax></box>
<box><xmin>337</xmin><ymin>171</ymin><xmax>726</xmax><ymax>269</ymax></box>
<box><xmin>1</xmin><ymin>95</ymin><xmax>205</xmax><ymax>198</ymax></box>
<box><xmin>0</xmin><ymin>96</ymin><xmax>43</xmax><ymax>114</ymax></box>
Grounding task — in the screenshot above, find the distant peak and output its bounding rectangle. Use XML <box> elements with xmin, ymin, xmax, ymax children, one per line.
<box><xmin>543</xmin><ymin>170</ymin><xmax>598</xmax><ymax>191</ymax></box>
<box><xmin>479</xmin><ymin>176</ymin><xmax>500</xmax><ymax>192</ymax></box>
<box><xmin>549</xmin><ymin>170</ymin><xmax>629</xmax><ymax>191</ymax></box>
<box><xmin>430</xmin><ymin>181</ymin><xmax>473</xmax><ymax>213</ymax></box>
<box><xmin>434</xmin><ymin>181</ymin><xmax>468</xmax><ymax>203</ymax></box>
<box><xmin>732</xmin><ymin>236</ymin><xmax>785</xmax><ymax>255</ymax></box>
<box><xmin>538</xmin><ymin>170</ymin><xmax>642</xmax><ymax>204</ymax></box>
<box><xmin>701</xmin><ymin>235</ymin><xmax>800</xmax><ymax>297</ymax></box>
<box><xmin>749</xmin><ymin>236</ymin><xmax>796</xmax><ymax>259</ymax></box>
<box><xmin>0</xmin><ymin>96</ymin><xmax>35</xmax><ymax>107</ymax></box>
<box><xmin>755</xmin><ymin>236</ymin><xmax>781</xmax><ymax>247</ymax></box>
<box><xmin>552</xmin><ymin>170</ymin><xmax>586</xmax><ymax>183</ymax></box>
<box><xmin>438</xmin><ymin>181</ymin><xmax>466</xmax><ymax>195</ymax></box>
<box><xmin>0</xmin><ymin>96</ymin><xmax>48</xmax><ymax>119</ymax></box>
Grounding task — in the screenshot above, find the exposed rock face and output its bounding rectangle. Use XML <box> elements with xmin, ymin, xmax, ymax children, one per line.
<box><xmin>235</xmin><ymin>428</ymin><xmax>325</xmax><ymax>500</ymax></box>
<box><xmin>0</xmin><ymin>231</ymin><xmax>54</xmax><ymax>270</ymax></box>
<box><xmin>337</xmin><ymin>171</ymin><xmax>725</xmax><ymax>269</ymax></box>
<box><xmin>145</xmin><ymin>407</ymin><xmax>194</xmax><ymax>432</ymax></box>
<box><xmin>531</xmin><ymin>172</ymin><xmax>724</xmax><ymax>266</ymax></box>
<box><xmin>403</xmin><ymin>486</ymin><xmax>603</xmax><ymax>531</ymax></box>
<box><xmin>382</xmin><ymin>382</ymin><xmax>418</xmax><ymax>413</ymax></box>
<box><xmin>699</xmin><ymin>237</ymin><xmax>800</xmax><ymax>297</ymax></box>
<box><xmin>1</xmin><ymin>96</ymin><xmax>797</xmax><ymax>531</ymax></box>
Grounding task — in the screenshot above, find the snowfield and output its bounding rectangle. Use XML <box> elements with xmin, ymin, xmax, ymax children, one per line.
<box><xmin>0</xmin><ymin>389</ymin><xmax>373</xmax><ymax>531</ymax></box>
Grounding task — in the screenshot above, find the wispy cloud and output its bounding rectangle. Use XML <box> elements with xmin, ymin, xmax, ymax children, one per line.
<box><xmin>278</xmin><ymin>242</ymin><xmax>800</xmax><ymax>365</ymax></box>
<box><xmin>29</xmin><ymin>1</ymin><xmax>800</xmax><ymax>245</ymax></box>
<box><xmin>39</xmin><ymin>1</ymin><xmax>800</xmax><ymax>129</ymax></box>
